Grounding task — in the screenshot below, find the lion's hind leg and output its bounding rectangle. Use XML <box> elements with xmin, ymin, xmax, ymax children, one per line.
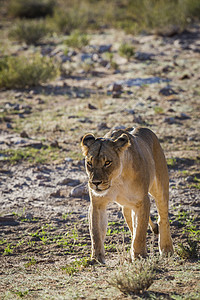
<box><xmin>149</xmin><ymin>216</ymin><xmax>159</xmax><ymax>234</ymax></box>
<box><xmin>150</xmin><ymin>180</ymin><xmax>173</xmax><ymax>255</ymax></box>
<box><xmin>122</xmin><ymin>207</ymin><xmax>133</xmax><ymax>236</ymax></box>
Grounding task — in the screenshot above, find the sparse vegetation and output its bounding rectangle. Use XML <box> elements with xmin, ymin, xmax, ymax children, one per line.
<box><xmin>62</xmin><ymin>258</ymin><xmax>89</xmax><ymax>275</ymax></box>
<box><xmin>177</xmin><ymin>238</ymin><xmax>199</xmax><ymax>259</ymax></box>
<box><xmin>0</xmin><ymin>0</ymin><xmax>199</xmax><ymax>299</ymax></box>
<box><xmin>0</xmin><ymin>146</ymin><xmax>64</xmax><ymax>164</ymax></box>
<box><xmin>118</xmin><ymin>43</ymin><xmax>135</xmax><ymax>61</ymax></box>
<box><xmin>9</xmin><ymin>20</ymin><xmax>50</xmax><ymax>45</ymax></box>
<box><xmin>110</xmin><ymin>256</ymin><xmax>158</xmax><ymax>295</ymax></box>
<box><xmin>64</xmin><ymin>31</ymin><xmax>90</xmax><ymax>50</ymax></box>
<box><xmin>0</xmin><ymin>54</ymin><xmax>59</xmax><ymax>89</ymax></box>
<box><xmin>8</xmin><ymin>0</ymin><xmax>55</xmax><ymax>19</ymax></box>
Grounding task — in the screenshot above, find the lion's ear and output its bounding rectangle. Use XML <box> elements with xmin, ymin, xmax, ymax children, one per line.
<box><xmin>114</xmin><ymin>133</ymin><xmax>130</xmax><ymax>152</ymax></box>
<box><xmin>81</xmin><ymin>133</ymin><xmax>96</xmax><ymax>156</ymax></box>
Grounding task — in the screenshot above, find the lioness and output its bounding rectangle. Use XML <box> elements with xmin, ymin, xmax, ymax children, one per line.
<box><xmin>81</xmin><ymin>127</ymin><xmax>173</xmax><ymax>263</ymax></box>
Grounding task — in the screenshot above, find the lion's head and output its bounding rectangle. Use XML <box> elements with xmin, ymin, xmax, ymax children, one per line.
<box><xmin>81</xmin><ymin>133</ymin><xmax>130</xmax><ymax>196</ymax></box>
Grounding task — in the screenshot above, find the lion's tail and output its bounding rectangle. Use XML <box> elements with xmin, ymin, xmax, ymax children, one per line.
<box><xmin>149</xmin><ymin>216</ymin><xmax>159</xmax><ymax>234</ymax></box>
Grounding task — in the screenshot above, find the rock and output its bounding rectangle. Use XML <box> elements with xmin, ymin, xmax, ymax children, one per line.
<box><xmin>133</xmin><ymin>115</ymin><xmax>144</xmax><ymax>124</ymax></box>
<box><xmin>98</xmin><ymin>44</ymin><xmax>112</xmax><ymax>53</ymax></box>
<box><xmin>88</xmin><ymin>103</ymin><xmax>97</xmax><ymax>110</ymax></box>
<box><xmin>108</xmin><ymin>83</ymin><xmax>123</xmax><ymax>92</ymax></box>
<box><xmin>164</xmin><ymin>117</ymin><xmax>177</xmax><ymax>124</ymax></box>
<box><xmin>113</xmin><ymin>125</ymin><xmax>126</xmax><ymax>130</ymax></box>
<box><xmin>6</xmin><ymin>123</ymin><xmax>13</xmax><ymax>129</ymax></box>
<box><xmin>99</xmin><ymin>59</ymin><xmax>109</xmax><ymax>67</ymax></box>
<box><xmin>70</xmin><ymin>182</ymin><xmax>88</xmax><ymax>198</ymax></box>
<box><xmin>50</xmin><ymin>140</ymin><xmax>59</xmax><ymax>148</ymax></box>
<box><xmin>97</xmin><ymin>122</ymin><xmax>109</xmax><ymax>130</ymax></box>
<box><xmin>50</xmin><ymin>189</ymin><xmax>65</xmax><ymax>198</ymax></box>
<box><xmin>185</xmin><ymin>176</ymin><xmax>194</xmax><ymax>183</ymax></box>
<box><xmin>112</xmin><ymin>91</ymin><xmax>121</xmax><ymax>98</ymax></box>
<box><xmin>159</xmin><ymin>87</ymin><xmax>177</xmax><ymax>96</ymax></box>
<box><xmin>79</xmin><ymin>53</ymin><xmax>93</xmax><ymax>62</ymax></box>
<box><xmin>58</xmin><ymin>178</ymin><xmax>80</xmax><ymax>186</ymax></box>
<box><xmin>65</xmin><ymin>157</ymin><xmax>73</xmax><ymax>163</ymax></box>
<box><xmin>175</xmin><ymin>113</ymin><xmax>191</xmax><ymax>120</ymax></box>
<box><xmin>115</xmin><ymin>77</ymin><xmax>170</xmax><ymax>87</ymax></box>
<box><xmin>78</xmin><ymin>117</ymin><xmax>92</xmax><ymax>124</ymax></box>
<box><xmin>20</xmin><ymin>131</ymin><xmax>29</xmax><ymax>138</ymax></box>
<box><xmin>0</xmin><ymin>216</ymin><xmax>19</xmax><ymax>226</ymax></box>
<box><xmin>134</xmin><ymin>52</ymin><xmax>155</xmax><ymax>61</ymax></box>
<box><xmin>22</xmin><ymin>141</ymin><xmax>44</xmax><ymax>149</ymax></box>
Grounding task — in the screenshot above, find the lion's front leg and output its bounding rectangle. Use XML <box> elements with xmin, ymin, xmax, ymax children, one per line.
<box><xmin>131</xmin><ymin>195</ymin><xmax>150</xmax><ymax>259</ymax></box>
<box><xmin>89</xmin><ymin>201</ymin><xmax>108</xmax><ymax>264</ymax></box>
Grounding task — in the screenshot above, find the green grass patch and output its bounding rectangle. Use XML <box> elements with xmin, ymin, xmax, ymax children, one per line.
<box><xmin>118</xmin><ymin>43</ymin><xmax>135</xmax><ymax>61</ymax></box>
<box><xmin>61</xmin><ymin>258</ymin><xmax>90</xmax><ymax>275</ymax></box>
<box><xmin>167</xmin><ymin>158</ymin><xmax>177</xmax><ymax>167</ymax></box>
<box><xmin>0</xmin><ymin>54</ymin><xmax>59</xmax><ymax>89</ymax></box>
<box><xmin>0</xmin><ymin>146</ymin><xmax>64</xmax><ymax>164</ymax></box>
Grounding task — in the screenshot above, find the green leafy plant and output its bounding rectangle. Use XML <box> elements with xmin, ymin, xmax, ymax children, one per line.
<box><xmin>118</xmin><ymin>43</ymin><xmax>135</xmax><ymax>61</ymax></box>
<box><xmin>177</xmin><ymin>238</ymin><xmax>199</xmax><ymax>259</ymax></box>
<box><xmin>3</xmin><ymin>243</ymin><xmax>14</xmax><ymax>256</ymax></box>
<box><xmin>24</xmin><ymin>257</ymin><xmax>37</xmax><ymax>268</ymax></box>
<box><xmin>154</xmin><ymin>106</ymin><xmax>164</xmax><ymax>114</ymax></box>
<box><xmin>0</xmin><ymin>54</ymin><xmax>59</xmax><ymax>89</ymax></box>
<box><xmin>9</xmin><ymin>20</ymin><xmax>50</xmax><ymax>45</ymax></box>
<box><xmin>64</xmin><ymin>31</ymin><xmax>90</xmax><ymax>49</ymax></box>
<box><xmin>62</xmin><ymin>258</ymin><xmax>89</xmax><ymax>276</ymax></box>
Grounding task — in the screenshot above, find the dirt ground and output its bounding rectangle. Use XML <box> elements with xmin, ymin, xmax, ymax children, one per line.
<box><xmin>0</xmin><ymin>23</ymin><xmax>200</xmax><ymax>299</ymax></box>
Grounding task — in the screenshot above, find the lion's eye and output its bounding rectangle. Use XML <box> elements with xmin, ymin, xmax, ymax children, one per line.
<box><xmin>87</xmin><ymin>161</ymin><xmax>92</xmax><ymax>167</ymax></box>
<box><xmin>104</xmin><ymin>160</ymin><xmax>112</xmax><ymax>167</ymax></box>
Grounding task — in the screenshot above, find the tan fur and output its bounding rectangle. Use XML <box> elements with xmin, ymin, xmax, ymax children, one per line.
<box><xmin>81</xmin><ymin>127</ymin><xmax>173</xmax><ymax>263</ymax></box>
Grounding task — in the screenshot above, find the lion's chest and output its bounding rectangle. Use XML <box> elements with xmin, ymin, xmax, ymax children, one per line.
<box><xmin>109</xmin><ymin>177</ymin><xmax>145</xmax><ymax>208</ymax></box>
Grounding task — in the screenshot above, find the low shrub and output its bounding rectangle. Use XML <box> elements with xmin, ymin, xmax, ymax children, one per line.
<box><xmin>9</xmin><ymin>20</ymin><xmax>50</xmax><ymax>45</ymax></box>
<box><xmin>0</xmin><ymin>54</ymin><xmax>59</xmax><ymax>89</ymax></box>
<box><xmin>110</xmin><ymin>256</ymin><xmax>158</xmax><ymax>296</ymax></box>
<box><xmin>50</xmin><ymin>9</ymin><xmax>85</xmax><ymax>34</ymax></box>
<box><xmin>177</xmin><ymin>238</ymin><xmax>199</xmax><ymax>259</ymax></box>
<box><xmin>64</xmin><ymin>31</ymin><xmax>90</xmax><ymax>50</ymax></box>
<box><xmin>118</xmin><ymin>43</ymin><xmax>135</xmax><ymax>61</ymax></box>
<box><xmin>8</xmin><ymin>0</ymin><xmax>55</xmax><ymax>19</ymax></box>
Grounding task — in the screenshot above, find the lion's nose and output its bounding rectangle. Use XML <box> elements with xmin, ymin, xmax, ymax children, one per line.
<box><xmin>92</xmin><ymin>180</ymin><xmax>102</xmax><ymax>187</ymax></box>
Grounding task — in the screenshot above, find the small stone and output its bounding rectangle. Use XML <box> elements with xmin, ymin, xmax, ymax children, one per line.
<box><xmin>176</xmin><ymin>113</ymin><xmax>191</xmax><ymax>120</ymax></box>
<box><xmin>159</xmin><ymin>87</ymin><xmax>177</xmax><ymax>96</ymax></box>
<box><xmin>0</xmin><ymin>216</ymin><xmax>19</xmax><ymax>226</ymax></box>
<box><xmin>108</xmin><ymin>83</ymin><xmax>123</xmax><ymax>92</ymax></box>
<box><xmin>185</xmin><ymin>176</ymin><xmax>194</xmax><ymax>183</ymax></box>
<box><xmin>50</xmin><ymin>189</ymin><xmax>64</xmax><ymax>198</ymax></box>
<box><xmin>88</xmin><ymin>103</ymin><xmax>97</xmax><ymax>110</ymax></box>
<box><xmin>20</xmin><ymin>131</ymin><xmax>29</xmax><ymax>138</ymax></box>
<box><xmin>133</xmin><ymin>115</ymin><xmax>143</xmax><ymax>124</ymax></box>
<box><xmin>65</xmin><ymin>157</ymin><xmax>73</xmax><ymax>163</ymax></box>
<box><xmin>6</xmin><ymin>123</ymin><xmax>13</xmax><ymax>129</ymax></box>
<box><xmin>134</xmin><ymin>52</ymin><xmax>155</xmax><ymax>61</ymax></box>
<box><xmin>70</xmin><ymin>182</ymin><xmax>88</xmax><ymax>198</ymax></box>
<box><xmin>164</xmin><ymin>117</ymin><xmax>176</xmax><ymax>124</ymax></box>
<box><xmin>22</xmin><ymin>141</ymin><xmax>44</xmax><ymax>149</ymax></box>
<box><xmin>50</xmin><ymin>140</ymin><xmax>59</xmax><ymax>148</ymax></box>
<box><xmin>58</xmin><ymin>178</ymin><xmax>80</xmax><ymax>186</ymax></box>
<box><xmin>98</xmin><ymin>44</ymin><xmax>112</xmax><ymax>53</ymax></box>
<box><xmin>97</xmin><ymin>122</ymin><xmax>109</xmax><ymax>130</ymax></box>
